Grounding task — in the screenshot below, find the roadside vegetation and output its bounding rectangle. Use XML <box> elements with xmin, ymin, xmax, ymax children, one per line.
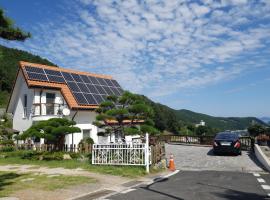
<box><xmin>0</xmin><ymin>150</ymin><xmax>147</xmax><ymax>178</ymax></box>
<box><xmin>0</xmin><ymin>171</ymin><xmax>95</xmax><ymax>197</ymax></box>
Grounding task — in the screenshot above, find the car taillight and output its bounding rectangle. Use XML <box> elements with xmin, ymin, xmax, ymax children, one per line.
<box><xmin>213</xmin><ymin>141</ymin><xmax>218</xmax><ymax>147</ymax></box>
<box><xmin>234</xmin><ymin>141</ymin><xmax>240</xmax><ymax>148</ymax></box>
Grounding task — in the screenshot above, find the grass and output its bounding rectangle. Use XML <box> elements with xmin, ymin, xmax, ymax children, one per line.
<box><xmin>0</xmin><ymin>171</ymin><xmax>95</xmax><ymax>197</ymax></box>
<box><xmin>0</xmin><ymin>152</ymin><xmax>149</xmax><ymax>178</ymax></box>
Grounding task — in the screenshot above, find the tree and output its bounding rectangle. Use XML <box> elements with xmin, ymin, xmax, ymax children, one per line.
<box><xmin>94</xmin><ymin>91</ymin><xmax>159</xmax><ymax>139</ymax></box>
<box><xmin>248</xmin><ymin>124</ymin><xmax>266</xmax><ymax>137</ymax></box>
<box><xmin>18</xmin><ymin>118</ymin><xmax>80</xmax><ymax>146</ymax></box>
<box><xmin>195</xmin><ymin>125</ymin><xmax>208</xmax><ymax>136</ymax></box>
<box><xmin>0</xmin><ymin>8</ymin><xmax>31</xmax><ymax>41</ymax></box>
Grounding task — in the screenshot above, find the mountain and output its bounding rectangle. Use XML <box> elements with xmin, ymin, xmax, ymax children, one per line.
<box><xmin>0</xmin><ymin>45</ymin><xmax>56</xmax><ymax>107</ymax></box>
<box><xmin>173</xmin><ymin>109</ymin><xmax>266</xmax><ymax>130</ymax></box>
<box><xmin>260</xmin><ymin>117</ymin><xmax>270</xmax><ymax>124</ymax></box>
<box><xmin>0</xmin><ymin>45</ymin><xmax>266</xmax><ymax>132</ymax></box>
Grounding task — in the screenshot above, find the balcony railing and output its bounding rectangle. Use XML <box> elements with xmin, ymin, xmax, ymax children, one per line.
<box><xmin>32</xmin><ymin>103</ymin><xmax>67</xmax><ymax>116</ymax></box>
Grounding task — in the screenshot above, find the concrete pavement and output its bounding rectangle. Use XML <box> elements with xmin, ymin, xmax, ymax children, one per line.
<box><xmin>166</xmin><ymin>144</ymin><xmax>264</xmax><ymax>172</ymax></box>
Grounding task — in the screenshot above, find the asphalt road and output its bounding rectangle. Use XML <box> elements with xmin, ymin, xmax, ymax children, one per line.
<box><xmin>105</xmin><ymin>145</ymin><xmax>268</xmax><ymax>200</ymax></box>
<box><xmin>107</xmin><ymin>171</ymin><xmax>270</xmax><ymax>200</ymax></box>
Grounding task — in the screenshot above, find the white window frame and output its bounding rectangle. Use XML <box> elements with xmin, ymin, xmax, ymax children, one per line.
<box><xmin>23</xmin><ymin>94</ymin><xmax>27</xmax><ymax>118</ymax></box>
<box><xmin>82</xmin><ymin>129</ymin><xmax>92</xmax><ymax>139</ymax></box>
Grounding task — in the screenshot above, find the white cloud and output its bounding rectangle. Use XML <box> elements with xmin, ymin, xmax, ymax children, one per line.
<box><xmin>3</xmin><ymin>0</ymin><xmax>270</xmax><ymax>100</ymax></box>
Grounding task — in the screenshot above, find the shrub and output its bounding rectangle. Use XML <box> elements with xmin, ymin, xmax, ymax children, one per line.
<box><xmin>20</xmin><ymin>151</ymin><xmax>42</xmax><ymax>160</ymax></box>
<box><xmin>0</xmin><ymin>146</ymin><xmax>15</xmax><ymax>152</ymax></box>
<box><xmin>69</xmin><ymin>152</ymin><xmax>80</xmax><ymax>159</ymax></box>
<box><xmin>0</xmin><ymin>140</ymin><xmax>14</xmax><ymax>145</ymax></box>
<box><xmin>79</xmin><ymin>137</ymin><xmax>94</xmax><ymax>145</ymax></box>
<box><xmin>41</xmin><ymin>152</ymin><xmax>64</xmax><ymax>161</ymax></box>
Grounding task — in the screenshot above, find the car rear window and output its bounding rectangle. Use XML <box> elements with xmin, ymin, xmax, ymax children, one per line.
<box><xmin>215</xmin><ymin>133</ymin><xmax>238</xmax><ymax>140</ymax></box>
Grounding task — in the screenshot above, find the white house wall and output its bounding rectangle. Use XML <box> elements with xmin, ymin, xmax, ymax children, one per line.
<box><xmin>12</xmin><ymin>72</ymin><xmax>34</xmax><ymax>133</ymax></box>
<box><xmin>65</xmin><ymin>111</ymin><xmax>99</xmax><ymax>145</ymax></box>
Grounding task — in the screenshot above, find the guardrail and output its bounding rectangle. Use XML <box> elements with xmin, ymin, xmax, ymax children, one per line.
<box><xmin>153</xmin><ymin>135</ymin><xmax>254</xmax><ymax>151</ymax></box>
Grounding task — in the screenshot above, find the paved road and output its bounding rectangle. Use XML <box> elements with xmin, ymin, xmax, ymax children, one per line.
<box><xmin>104</xmin><ymin>145</ymin><xmax>268</xmax><ymax>200</ymax></box>
<box><xmin>108</xmin><ymin>171</ymin><xmax>270</xmax><ymax>200</ymax></box>
<box><xmin>166</xmin><ymin>144</ymin><xmax>264</xmax><ymax>172</ymax></box>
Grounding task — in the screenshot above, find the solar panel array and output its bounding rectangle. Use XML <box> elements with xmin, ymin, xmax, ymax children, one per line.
<box><xmin>24</xmin><ymin>66</ymin><xmax>123</xmax><ymax>105</ymax></box>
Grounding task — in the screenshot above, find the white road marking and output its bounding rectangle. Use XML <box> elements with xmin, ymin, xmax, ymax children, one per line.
<box><xmin>261</xmin><ymin>185</ymin><xmax>270</xmax><ymax>190</ymax></box>
<box><xmin>253</xmin><ymin>173</ymin><xmax>260</xmax><ymax>177</ymax></box>
<box><xmin>121</xmin><ymin>188</ymin><xmax>136</xmax><ymax>194</ymax></box>
<box><xmin>163</xmin><ymin>170</ymin><xmax>180</xmax><ymax>178</ymax></box>
<box><xmin>257</xmin><ymin>178</ymin><xmax>265</xmax><ymax>183</ymax></box>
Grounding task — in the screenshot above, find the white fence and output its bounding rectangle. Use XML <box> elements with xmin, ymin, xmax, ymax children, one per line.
<box><xmin>92</xmin><ymin>133</ymin><xmax>150</xmax><ymax>172</ymax></box>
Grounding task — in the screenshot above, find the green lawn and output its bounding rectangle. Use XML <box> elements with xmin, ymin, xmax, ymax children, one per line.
<box><xmin>0</xmin><ymin>152</ymin><xmax>149</xmax><ymax>178</ymax></box>
<box><xmin>0</xmin><ymin>171</ymin><xmax>95</xmax><ymax>197</ymax></box>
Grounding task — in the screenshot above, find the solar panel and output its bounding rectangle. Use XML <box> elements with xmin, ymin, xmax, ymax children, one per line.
<box><xmin>44</xmin><ymin>69</ymin><xmax>62</xmax><ymax>76</ymax></box>
<box><xmin>25</xmin><ymin>66</ymin><xmax>45</xmax><ymax>74</ymax></box>
<box><xmin>80</xmin><ymin>75</ymin><xmax>91</xmax><ymax>83</ymax></box>
<box><xmin>62</xmin><ymin>72</ymin><xmax>74</xmax><ymax>81</ymax></box>
<box><xmin>93</xmin><ymin>94</ymin><xmax>104</xmax><ymax>104</ymax></box>
<box><xmin>66</xmin><ymin>82</ymin><xmax>80</xmax><ymax>92</ymax></box>
<box><xmin>47</xmin><ymin>75</ymin><xmax>65</xmax><ymax>83</ymax></box>
<box><xmin>73</xmin><ymin>92</ymin><xmax>88</xmax><ymax>104</ymax></box>
<box><xmin>95</xmin><ymin>85</ymin><xmax>107</xmax><ymax>95</ymax></box>
<box><xmin>77</xmin><ymin>82</ymin><xmax>89</xmax><ymax>93</ymax></box>
<box><xmin>104</xmin><ymin>79</ymin><xmax>114</xmax><ymax>87</ymax></box>
<box><xmin>24</xmin><ymin>65</ymin><xmax>124</xmax><ymax>106</ymax></box>
<box><xmin>110</xmin><ymin>87</ymin><xmax>121</xmax><ymax>96</ymax></box>
<box><xmin>85</xmin><ymin>84</ymin><xmax>99</xmax><ymax>94</ymax></box>
<box><xmin>111</xmin><ymin>79</ymin><xmax>121</xmax><ymax>88</ymax></box>
<box><xmin>103</xmin><ymin>86</ymin><xmax>114</xmax><ymax>95</ymax></box>
<box><xmin>96</xmin><ymin>77</ymin><xmax>107</xmax><ymax>86</ymax></box>
<box><xmin>88</xmin><ymin>76</ymin><xmax>100</xmax><ymax>85</ymax></box>
<box><xmin>26</xmin><ymin>72</ymin><xmax>48</xmax><ymax>81</ymax></box>
<box><xmin>84</xmin><ymin>93</ymin><xmax>97</xmax><ymax>104</ymax></box>
<box><xmin>71</xmin><ymin>73</ymin><xmax>83</xmax><ymax>82</ymax></box>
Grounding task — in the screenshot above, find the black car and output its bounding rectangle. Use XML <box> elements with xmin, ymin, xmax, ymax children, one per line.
<box><xmin>213</xmin><ymin>132</ymin><xmax>241</xmax><ymax>155</ymax></box>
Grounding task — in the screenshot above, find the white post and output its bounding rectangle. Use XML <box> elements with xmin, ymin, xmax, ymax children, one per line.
<box><xmin>145</xmin><ymin>133</ymin><xmax>149</xmax><ymax>173</ymax></box>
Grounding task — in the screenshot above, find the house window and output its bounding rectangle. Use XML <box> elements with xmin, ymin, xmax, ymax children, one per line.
<box><xmin>83</xmin><ymin>129</ymin><xmax>91</xmax><ymax>139</ymax></box>
<box><xmin>23</xmin><ymin>94</ymin><xmax>27</xmax><ymax>118</ymax></box>
<box><xmin>46</xmin><ymin>93</ymin><xmax>55</xmax><ymax>115</ymax></box>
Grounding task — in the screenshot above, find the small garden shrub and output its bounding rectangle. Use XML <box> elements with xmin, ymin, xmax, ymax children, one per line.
<box><xmin>79</xmin><ymin>137</ymin><xmax>94</xmax><ymax>144</ymax></box>
<box><xmin>41</xmin><ymin>152</ymin><xmax>64</xmax><ymax>161</ymax></box>
<box><xmin>0</xmin><ymin>140</ymin><xmax>14</xmax><ymax>145</ymax></box>
<box><xmin>0</xmin><ymin>146</ymin><xmax>15</xmax><ymax>152</ymax></box>
<box><xmin>20</xmin><ymin>151</ymin><xmax>42</xmax><ymax>160</ymax></box>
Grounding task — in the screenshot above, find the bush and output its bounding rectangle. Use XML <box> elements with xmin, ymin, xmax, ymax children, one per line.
<box><xmin>69</xmin><ymin>152</ymin><xmax>81</xmax><ymax>159</ymax></box>
<box><xmin>41</xmin><ymin>152</ymin><xmax>64</xmax><ymax>161</ymax></box>
<box><xmin>20</xmin><ymin>151</ymin><xmax>42</xmax><ymax>160</ymax></box>
<box><xmin>0</xmin><ymin>140</ymin><xmax>14</xmax><ymax>145</ymax></box>
<box><xmin>0</xmin><ymin>146</ymin><xmax>15</xmax><ymax>152</ymax></box>
<box><xmin>79</xmin><ymin>137</ymin><xmax>94</xmax><ymax>145</ymax></box>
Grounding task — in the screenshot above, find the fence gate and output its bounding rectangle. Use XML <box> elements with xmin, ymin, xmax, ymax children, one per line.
<box><xmin>92</xmin><ymin>133</ymin><xmax>150</xmax><ymax>172</ymax></box>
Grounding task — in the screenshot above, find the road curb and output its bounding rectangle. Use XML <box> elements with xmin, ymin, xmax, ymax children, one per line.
<box><xmin>254</xmin><ymin>144</ymin><xmax>270</xmax><ymax>172</ymax></box>
<box><xmin>167</xmin><ymin>142</ymin><xmax>212</xmax><ymax>147</ymax></box>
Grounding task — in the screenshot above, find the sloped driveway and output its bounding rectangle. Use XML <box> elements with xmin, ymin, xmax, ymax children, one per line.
<box><xmin>166</xmin><ymin>144</ymin><xmax>264</xmax><ymax>172</ymax></box>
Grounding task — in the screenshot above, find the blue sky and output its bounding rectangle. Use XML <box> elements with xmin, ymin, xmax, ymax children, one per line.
<box><xmin>1</xmin><ymin>0</ymin><xmax>270</xmax><ymax>118</ymax></box>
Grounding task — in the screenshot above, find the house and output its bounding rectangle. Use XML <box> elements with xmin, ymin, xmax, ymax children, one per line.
<box><xmin>6</xmin><ymin>61</ymin><xmax>125</xmax><ymax>146</ymax></box>
<box><xmin>195</xmin><ymin>120</ymin><xmax>206</xmax><ymax>127</ymax></box>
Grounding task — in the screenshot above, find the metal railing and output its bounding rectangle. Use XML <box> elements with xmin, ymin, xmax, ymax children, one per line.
<box><xmin>92</xmin><ymin>143</ymin><xmax>147</xmax><ymax>166</ymax></box>
<box><xmin>155</xmin><ymin>135</ymin><xmax>254</xmax><ymax>151</ymax></box>
<box><xmin>31</xmin><ymin>103</ymin><xmax>66</xmax><ymax>116</ymax></box>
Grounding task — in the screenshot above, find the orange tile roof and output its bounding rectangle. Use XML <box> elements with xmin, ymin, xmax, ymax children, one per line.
<box><xmin>19</xmin><ymin>61</ymin><xmax>112</xmax><ymax>110</ymax></box>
